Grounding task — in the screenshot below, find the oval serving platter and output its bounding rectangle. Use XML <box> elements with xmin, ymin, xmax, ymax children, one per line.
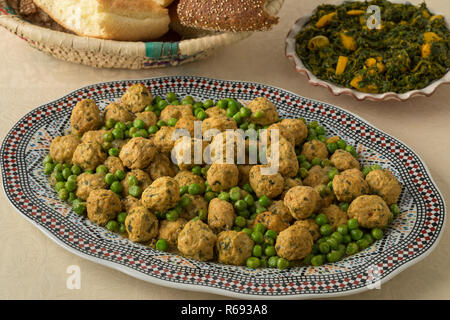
<box><xmin>0</xmin><ymin>76</ymin><xmax>445</xmax><ymax>299</ymax></box>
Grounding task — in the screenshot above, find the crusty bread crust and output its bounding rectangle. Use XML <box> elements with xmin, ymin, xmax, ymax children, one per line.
<box><xmin>177</xmin><ymin>0</ymin><xmax>279</xmax><ymax>32</ymax></box>
<box><xmin>33</xmin><ymin>0</ymin><xmax>170</xmax><ymax>41</ymax></box>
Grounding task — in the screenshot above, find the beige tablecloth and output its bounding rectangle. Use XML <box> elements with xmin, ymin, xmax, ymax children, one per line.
<box><xmin>0</xmin><ymin>0</ymin><xmax>449</xmax><ymax>299</ymax></box>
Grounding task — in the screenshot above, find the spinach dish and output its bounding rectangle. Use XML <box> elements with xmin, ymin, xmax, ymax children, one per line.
<box><xmin>43</xmin><ymin>83</ymin><xmax>403</xmax><ymax>269</ymax></box>
<box><xmin>295</xmin><ymin>0</ymin><xmax>449</xmax><ymax>94</ymax></box>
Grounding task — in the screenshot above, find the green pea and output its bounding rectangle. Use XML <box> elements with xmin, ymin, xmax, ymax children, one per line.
<box><xmin>226</xmin><ymin>106</ymin><xmax>238</xmax><ymax>118</ymax></box>
<box><xmin>327</xmin><ymin>168</ymin><xmax>339</xmax><ymax>180</ymax></box>
<box><xmin>315</xmin><ymin>213</ymin><xmax>328</xmax><ymax>226</ymax></box>
<box><xmin>265</xmin><ymin>230</ymin><xmax>277</xmax><ymax>240</ymax></box>
<box><xmin>156</xmin><ymin>239</ymin><xmax>169</xmax><ymax>251</ymax></box>
<box><xmin>319</xmin><ymin>242</ymin><xmax>330</xmax><ymax>254</ymax></box>
<box><xmin>166</xmin><ymin>210</ymin><xmax>179</xmax><ymax>221</ymax></box>
<box><xmin>96</xmin><ymin>165</ymin><xmax>108</xmax><ymax>175</ymax></box>
<box><xmin>110</xmin><ymin>181</ymin><xmax>123</xmax><ymax>194</ymax></box>
<box><xmin>157</xmin><ymin>120</ymin><xmax>167</xmax><ymax>127</ymax></box>
<box><xmin>390</xmin><ymin>204</ymin><xmax>401</xmax><ymax>215</ymax></box>
<box><xmin>229</xmin><ymin>187</ymin><xmax>241</xmax><ymax>201</ymax></box>
<box><xmin>264</xmin><ymin>245</ymin><xmax>276</xmax><ymax>257</ymax></box>
<box><xmin>108</xmin><ymin>148</ymin><xmax>119</xmax><ymax>157</ymax></box>
<box><xmin>308</xmin><ymin>121</ymin><xmax>318</xmax><ymax>129</ymax></box>
<box><xmin>105</xmin><ymin>173</ymin><xmax>117</xmax><ymax>185</ymax></box>
<box><xmin>188</xmin><ymin>183</ymin><xmax>202</xmax><ymax>195</ymax></box>
<box><xmin>321</xmin><ymin>159</ymin><xmax>331</xmax><ymax>167</ymax></box>
<box><xmin>242</xmin><ymin>184</ymin><xmax>253</xmax><ymax>194</ymax></box>
<box><xmin>217</xmin><ymin>99</ymin><xmax>228</xmax><ymax>109</ymax></box>
<box><xmin>71</xmin><ymin>165</ymin><xmax>82</xmax><ymax>175</ymax></box>
<box><xmin>300</xmin><ymin>161</ymin><xmax>311</xmax><ymax>170</ymax></box>
<box><xmin>167</xmin><ymin>118</ymin><xmax>178</xmax><ymax>127</ymax></box>
<box><xmin>252</xmin><ymin>111</ymin><xmax>264</xmax><ymax>119</ymax></box>
<box><xmin>55</xmin><ymin>181</ymin><xmax>65</xmax><ymax>192</ymax></box>
<box><xmin>166</xmin><ymin>92</ymin><xmax>177</xmax><ymax>102</ymax></box>
<box><xmin>106</xmin><ymin>220</ymin><xmax>119</xmax><ymax>232</ymax></box>
<box><xmin>251</xmin><ymin>231</ymin><xmax>264</xmax><ymax>244</ymax></box>
<box><xmin>65</xmin><ymin>180</ymin><xmax>77</xmax><ymax>192</ymax></box>
<box><xmin>254</xmin><ymin>223</ymin><xmax>266</xmax><ymax>234</ymax></box>
<box><xmin>357</xmin><ymin>239</ymin><xmax>370</xmax><ymax>250</ymax></box>
<box><xmin>298</xmin><ymin>167</ymin><xmax>308</xmax><ymax>178</ymax></box>
<box><xmin>43</xmin><ymin>155</ymin><xmax>53</xmax><ymax>165</ymax></box>
<box><xmin>232</xmin><ymin>216</ymin><xmax>245</xmax><ymax>228</ymax></box>
<box><xmin>182</xmin><ymin>96</ymin><xmax>194</xmax><ymax>105</ymax></box>
<box><xmin>317</xmin><ymin>185</ymin><xmax>331</xmax><ymax>197</ymax></box>
<box><xmin>180</xmin><ymin>195</ymin><xmax>192</xmax><ymax>208</ymax></box>
<box><xmin>67</xmin><ymin>192</ymin><xmax>77</xmax><ymax>204</ymax></box>
<box><xmin>72</xmin><ymin>199</ymin><xmax>86</xmax><ymax>215</ymax></box>
<box><xmin>157</xmin><ymin>100</ymin><xmax>168</xmax><ymax>110</ymax></box>
<box><xmin>145</xmin><ymin>105</ymin><xmax>154</xmax><ymax>112</ymax></box>
<box><xmin>58</xmin><ymin>188</ymin><xmax>69</xmax><ymax>201</ymax></box>
<box><xmin>350</xmin><ymin>229</ymin><xmax>364</xmax><ymax>241</ymax></box>
<box><xmin>268</xmin><ymin>256</ymin><xmax>279</xmax><ymax>268</ymax></box>
<box><xmin>363</xmin><ymin>233</ymin><xmax>374</xmax><ymax>245</ymax></box>
<box><xmin>103</xmin><ymin>132</ymin><xmax>113</xmax><ymax>143</ymax></box>
<box><xmin>310</xmin><ymin>158</ymin><xmax>321</xmax><ymax>166</ymax></box>
<box><xmin>191</xmin><ymin>166</ymin><xmax>202</xmax><ymax>175</ymax></box>
<box><xmin>346</xmin><ymin>242</ymin><xmax>359</xmax><ymax>255</ymax></box>
<box><xmin>84</xmin><ymin>170</ymin><xmax>94</xmax><ymax>174</ymax></box>
<box><xmin>337</xmin><ymin>224</ymin><xmax>349</xmax><ymax>235</ymax></box>
<box><xmin>327</xmin><ymin>142</ymin><xmax>338</xmax><ymax>154</ymax></box>
<box><xmin>331</xmin><ymin>231</ymin><xmax>343</xmax><ymax>244</ymax></box>
<box><xmin>218</xmin><ymin>192</ymin><xmax>230</xmax><ymax>202</ymax></box>
<box><xmin>102</xmin><ymin>141</ymin><xmax>112</xmax><ymax>151</ymax></box>
<box><xmin>327</xmin><ymin>238</ymin><xmax>339</xmax><ymax>250</ymax></box>
<box><xmin>326</xmin><ymin>250</ymin><xmax>342</xmax><ymax>263</ymax></box>
<box><xmin>128</xmin><ymin>185</ymin><xmax>142</xmax><ymax>197</ymax></box>
<box><xmin>371</xmin><ymin>228</ymin><xmax>383</xmax><ymax>240</ymax></box>
<box><xmin>258</xmin><ymin>195</ymin><xmax>271</xmax><ymax>208</ymax></box>
<box><xmin>198</xmin><ymin>209</ymin><xmax>207</xmax><ymax>221</ymax></box>
<box><xmin>44</xmin><ymin>162</ymin><xmax>54</xmax><ymax>175</ymax></box>
<box><xmin>62</xmin><ymin>167</ymin><xmax>72</xmax><ymax>180</ymax></box>
<box><xmin>204</xmin><ymin>191</ymin><xmax>215</xmax><ymax>203</ymax></box>
<box><xmin>117</xmin><ymin>212</ymin><xmax>127</xmax><ymax>224</ymax></box>
<box><xmin>234</xmin><ymin>200</ymin><xmax>247</xmax><ymax>211</ymax></box>
<box><xmin>339</xmin><ymin>202</ymin><xmax>349</xmax><ymax>212</ymax></box>
<box><xmin>118</xmin><ymin>223</ymin><xmax>126</xmax><ymax>233</ymax></box>
<box><xmin>252</xmin><ymin>245</ymin><xmax>263</xmax><ymax>257</ymax></box>
<box><xmin>315</xmin><ymin>125</ymin><xmax>326</xmax><ymax>135</ymax></box>
<box><xmin>362</xmin><ymin>166</ymin><xmax>372</xmax><ymax>176</ymax></box>
<box><xmin>148</xmin><ymin>125</ymin><xmax>159</xmax><ymax>134</ymax></box>
<box><xmin>232</xmin><ymin>113</ymin><xmax>242</xmax><ymax>124</ymax></box>
<box><xmin>336</xmin><ymin>139</ymin><xmax>347</xmax><ymax>150</ymax></box>
<box><xmin>264</xmin><ymin>237</ymin><xmax>275</xmax><ymax>246</ymax></box>
<box><xmin>196</xmin><ymin>110</ymin><xmax>207</xmax><ymax>120</ymax></box>
<box><xmin>342</xmin><ymin>234</ymin><xmax>352</xmax><ymax>244</ymax></box>
<box><xmin>239</xmin><ymin>107</ymin><xmax>252</xmax><ymax>118</ymax></box>
<box><xmin>311</xmin><ymin>255</ymin><xmax>325</xmax><ymax>266</ymax></box>
<box><xmin>320</xmin><ymin>224</ymin><xmax>333</xmax><ymax>236</ymax></box>
<box><xmin>203</xmin><ymin>99</ymin><xmax>214</xmax><ymax>108</ymax></box>
<box><xmin>345</xmin><ymin>145</ymin><xmax>357</xmax><ymax>157</ymax></box>
<box><xmin>112</xmin><ymin>128</ymin><xmax>125</xmax><ymax>140</ymax></box>
<box><xmin>347</xmin><ymin>218</ymin><xmax>359</xmax><ymax>230</ymax></box>
<box><xmin>388</xmin><ymin>212</ymin><xmax>395</xmax><ymax>224</ymax></box>
<box><xmin>246</xmin><ymin>257</ymin><xmax>260</xmax><ymax>269</ymax></box>
<box><xmin>114</xmin><ymin>170</ymin><xmax>125</xmax><ymax>181</ymax></box>
<box><xmin>277</xmin><ymin>258</ymin><xmax>290</xmax><ymax>270</ymax></box>
<box><xmin>255</xmin><ymin>206</ymin><xmax>267</xmax><ymax>214</ymax></box>
<box><xmin>53</xmin><ymin>163</ymin><xmax>63</xmax><ymax>173</ymax></box>
<box><xmin>238</xmin><ymin>209</ymin><xmax>250</xmax><ymax>219</ymax></box>
<box><xmin>128</xmin><ymin>175</ymin><xmax>139</xmax><ymax>186</ymax></box>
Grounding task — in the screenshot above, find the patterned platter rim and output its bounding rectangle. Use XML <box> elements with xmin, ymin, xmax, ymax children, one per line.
<box><xmin>0</xmin><ymin>76</ymin><xmax>446</xmax><ymax>299</ymax></box>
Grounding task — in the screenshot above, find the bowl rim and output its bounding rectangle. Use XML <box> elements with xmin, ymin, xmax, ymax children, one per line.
<box><xmin>0</xmin><ymin>76</ymin><xmax>446</xmax><ymax>299</ymax></box>
<box><xmin>285</xmin><ymin>0</ymin><xmax>450</xmax><ymax>101</ymax></box>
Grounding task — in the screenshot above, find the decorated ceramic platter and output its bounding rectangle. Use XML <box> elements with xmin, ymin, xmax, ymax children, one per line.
<box><xmin>0</xmin><ymin>76</ymin><xmax>445</xmax><ymax>299</ymax></box>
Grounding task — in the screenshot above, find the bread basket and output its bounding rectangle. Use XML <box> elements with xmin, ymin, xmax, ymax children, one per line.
<box><xmin>0</xmin><ymin>0</ymin><xmax>284</xmax><ymax>69</ymax></box>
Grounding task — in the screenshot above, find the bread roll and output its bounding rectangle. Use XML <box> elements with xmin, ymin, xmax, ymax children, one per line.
<box><xmin>32</xmin><ymin>0</ymin><xmax>170</xmax><ymax>41</ymax></box>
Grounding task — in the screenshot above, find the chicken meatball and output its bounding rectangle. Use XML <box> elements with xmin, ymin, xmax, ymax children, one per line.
<box><xmin>303</xmin><ymin>165</ymin><xmax>330</xmax><ymax>187</ymax></box>
<box><xmin>332</xmin><ymin>169</ymin><xmax>369</xmax><ymax>203</ymax></box>
<box><xmin>266</xmin><ymin>123</ymin><xmax>295</xmax><ymax>147</ymax></box>
<box><xmin>322</xmin><ymin>204</ymin><xmax>348</xmax><ymax>230</ymax></box>
<box><xmin>280</xmin><ymin>177</ymin><xmax>303</xmax><ymax>199</ymax></box>
<box><xmin>104</xmin><ymin>156</ymin><xmax>125</xmax><ymax>174</ymax></box>
<box><xmin>122</xmin><ymin>195</ymin><xmax>141</xmax><ymax>212</ymax></box>
<box><xmin>154</xmin><ymin>126</ymin><xmax>176</xmax><ymax>153</ymax></box>
<box><xmin>125</xmin><ymin>206</ymin><xmax>159</xmax><ymax>242</ymax></box>
<box><xmin>280</xmin><ymin>118</ymin><xmax>308</xmax><ymax>146</ymax></box>
<box><xmin>181</xmin><ymin>194</ymin><xmax>208</xmax><ymax>220</ymax></box>
<box><xmin>177</xmin><ymin>219</ymin><xmax>217</xmax><ymax>261</ymax></box>
<box><xmin>122</xmin><ymin>169</ymin><xmax>152</xmax><ymax>197</ymax></box>
<box><xmin>72</xmin><ymin>142</ymin><xmax>107</xmax><ymax>171</ymax></box>
<box><xmin>146</xmin><ymin>153</ymin><xmax>178</xmax><ymax>180</ymax></box>
<box><xmin>141</xmin><ymin>177</ymin><xmax>180</xmax><ymax>212</ymax></box>
<box><xmin>135</xmin><ymin>111</ymin><xmax>157</xmax><ymax>128</ymax></box>
<box><xmin>301</xmin><ymin>140</ymin><xmax>329</xmax><ymax>162</ymax></box>
<box><xmin>268</xmin><ymin>200</ymin><xmax>293</xmax><ymax>223</ymax></box>
<box><xmin>207</xmin><ymin>198</ymin><xmax>235</xmax><ymax>233</ymax></box>
<box><xmin>119</xmin><ymin>137</ymin><xmax>157</xmax><ymax>169</ymax></box>
<box><xmin>247</xmin><ymin>97</ymin><xmax>279</xmax><ymax>126</ymax></box>
<box><xmin>205</xmin><ymin>106</ymin><xmax>226</xmax><ymax>118</ymax></box>
<box><xmin>173</xmin><ymin>137</ymin><xmax>208</xmax><ymax>170</ymax></box>
<box><xmin>207</xmin><ymin>161</ymin><xmax>239</xmax><ymax>192</ymax></box>
<box><xmin>70</xmin><ymin>99</ymin><xmax>102</xmax><ymax>136</ymax></box>
<box><xmin>365</xmin><ymin>169</ymin><xmax>402</xmax><ymax>205</ymax></box>
<box><xmin>293</xmin><ymin>219</ymin><xmax>320</xmax><ymax>241</ymax></box>
<box><xmin>238</xmin><ymin>164</ymin><xmax>253</xmax><ymax>186</ymax></box>
<box><xmin>76</xmin><ymin>172</ymin><xmax>107</xmax><ymax>200</ymax></box>
<box><xmin>249</xmin><ymin>165</ymin><xmax>284</xmax><ymax>198</ymax></box>
<box><xmin>175</xmin><ymin>115</ymin><xmax>197</xmax><ymax>137</ymax></box>
<box><xmin>348</xmin><ymin>195</ymin><xmax>391</xmax><ymax>229</ymax></box>
<box><xmin>121</xmin><ymin>84</ymin><xmax>152</xmax><ymax>113</ymax></box>
<box><xmin>174</xmin><ymin>170</ymin><xmax>205</xmax><ymax>188</ymax></box>
<box><xmin>103</xmin><ymin>102</ymin><xmax>135</xmax><ymax>123</ymax></box>
<box><xmin>254</xmin><ymin>211</ymin><xmax>289</xmax><ymax>233</ymax></box>
<box><xmin>266</xmin><ymin>135</ymin><xmax>298</xmax><ymax>178</ymax></box>
<box><xmin>275</xmin><ymin>224</ymin><xmax>313</xmax><ymax>261</ymax></box>
<box><xmin>284</xmin><ymin>186</ymin><xmax>321</xmax><ymax>220</ymax></box>
<box><xmin>86</xmin><ymin>189</ymin><xmax>122</xmax><ymax>226</ymax></box>
<box><xmin>81</xmin><ymin>130</ymin><xmax>107</xmax><ymax>145</ymax></box>
<box><xmin>330</xmin><ymin>149</ymin><xmax>360</xmax><ymax>171</ymax></box>
<box><xmin>158</xmin><ymin>218</ymin><xmax>187</xmax><ymax>247</ymax></box>
<box><xmin>201</xmin><ymin>116</ymin><xmax>237</xmax><ymax>136</ymax></box>
<box><xmin>216</xmin><ymin>231</ymin><xmax>253</xmax><ymax>266</ymax></box>
<box><xmin>49</xmin><ymin>135</ymin><xmax>80</xmax><ymax>164</ymax></box>
<box><xmin>160</xmin><ymin>104</ymin><xmax>193</xmax><ymax>123</ymax></box>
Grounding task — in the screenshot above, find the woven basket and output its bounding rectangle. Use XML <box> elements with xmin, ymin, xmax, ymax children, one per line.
<box><xmin>0</xmin><ymin>0</ymin><xmax>284</xmax><ymax>69</ymax></box>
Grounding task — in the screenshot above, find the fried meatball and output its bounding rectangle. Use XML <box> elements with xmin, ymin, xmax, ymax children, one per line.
<box><xmin>209</xmin><ymin>130</ymin><xmax>242</xmax><ymax>163</ymax></box>
<box><xmin>122</xmin><ymin>195</ymin><xmax>141</xmax><ymax>212</ymax></box>
<box><xmin>266</xmin><ymin>135</ymin><xmax>298</xmax><ymax>178</ymax></box>
<box><xmin>135</xmin><ymin>111</ymin><xmax>157</xmax><ymax>128</ymax></box>
<box><xmin>254</xmin><ymin>211</ymin><xmax>289</xmax><ymax>233</ymax></box>
<box><xmin>76</xmin><ymin>172</ymin><xmax>107</xmax><ymax>200</ymax></box>
<box><xmin>275</xmin><ymin>224</ymin><xmax>313</xmax><ymax>261</ymax></box>
<box><xmin>70</xmin><ymin>99</ymin><xmax>102</xmax><ymax>136</ymax></box>
<box><xmin>284</xmin><ymin>186</ymin><xmax>321</xmax><ymax>220</ymax></box>
<box><xmin>280</xmin><ymin>118</ymin><xmax>308</xmax><ymax>146</ymax></box>
<box><xmin>268</xmin><ymin>200</ymin><xmax>293</xmax><ymax>223</ymax></box>
<box><xmin>303</xmin><ymin>165</ymin><xmax>330</xmax><ymax>187</ymax></box>
<box><xmin>181</xmin><ymin>194</ymin><xmax>208</xmax><ymax>220</ymax></box>
<box><xmin>249</xmin><ymin>165</ymin><xmax>284</xmax><ymax>198</ymax></box>
<box><xmin>177</xmin><ymin>219</ymin><xmax>217</xmax><ymax>261</ymax></box>
<box><xmin>146</xmin><ymin>153</ymin><xmax>178</xmax><ymax>180</ymax></box>
<box><xmin>81</xmin><ymin>130</ymin><xmax>107</xmax><ymax>145</ymax></box>
<box><xmin>141</xmin><ymin>177</ymin><xmax>180</xmax><ymax>212</ymax></box>
<box><xmin>207</xmin><ymin>161</ymin><xmax>239</xmax><ymax>192</ymax></box>
<box><xmin>316</xmin><ymin>184</ymin><xmax>335</xmax><ymax>210</ymax></box>
<box><xmin>366</xmin><ymin>169</ymin><xmax>402</xmax><ymax>205</ymax></box>
<box><xmin>122</xmin><ymin>169</ymin><xmax>152</xmax><ymax>197</ymax></box>
<box><xmin>266</xmin><ymin>123</ymin><xmax>295</xmax><ymax>146</ymax></box>
<box><xmin>154</xmin><ymin>126</ymin><xmax>176</xmax><ymax>153</ymax></box>
<box><xmin>332</xmin><ymin>169</ymin><xmax>369</xmax><ymax>203</ymax></box>
<box><xmin>348</xmin><ymin>195</ymin><xmax>391</xmax><ymax>229</ymax></box>
<box><xmin>322</xmin><ymin>204</ymin><xmax>348</xmax><ymax>230</ymax></box>
<box><xmin>49</xmin><ymin>135</ymin><xmax>80</xmax><ymax>164</ymax></box>
<box><xmin>125</xmin><ymin>206</ymin><xmax>159</xmax><ymax>242</ymax></box>
<box><xmin>173</xmin><ymin>137</ymin><xmax>208</xmax><ymax>170</ymax></box>
<box><xmin>207</xmin><ymin>198</ymin><xmax>235</xmax><ymax>233</ymax></box>
<box><xmin>160</xmin><ymin>104</ymin><xmax>193</xmax><ymax>123</ymax></box>
<box><xmin>330</xmin><ymin>149</ymin><xmax>360</xmax><ymax>171</ymax></box>
<box><xmin>201</xmin><ymin>116</ymin><xmax>237</xmax><ymax>136</ymax></box>
<box><xmin>72</xmin><ymin>142</ymin><xmax>107</xmax><ymax>171</ymax></box>
<box><xmin>280</xmin><ymin>177</ymin><xmax>303</xmax><ymax>199</ymax></box>
<box><xmin>294</xmin><ymin>219</ymin><xmax>320</xmax><ymax>241</ymax></box>
<box><xmin>301</xmin><ymin>140</ymin><xmax>329</xmax><ymax>162</ymax></box>
<box><xmin>174</xmin><ymin>170</ymin><xmax>205</xmax><ymax>188</ymax></box>
<box><xmin>175</xmin><ymin>115</ymin><xmax>198</xmax><ymax>137</ymax></box>
<box><xmin>103</xmin><ymin>102</ymin><xmax>135</xmax><ymax>123</ymax></box>
<box><xmin>121</xmin><ymin>84</ymin><xmax>152</xmax><ymax>113</ymax></box>
<box><xmin>86</xmin><ymin>189</ymin><xmax>122</xmax><ymax>226</ymax></box>
<box><xmin>216</xmin><ymin>231</ymin><xmax>253</xmax><ymax>266</ymax></box>
<box><xmin>119</xmin><ymin>137</ymin><xmax>157</xmax><ymax>169</ymax></box>
<box><xmin>247</xmin><ymin>97</ymin><xmax>279</xmax><ymax>126</ymax></box>
<box><xmin>104</xmin><ymin>156</ymin><xmax>125</xmax><ymax>174</ymax></box>
<box><xmin>158</xmin><ymin>218</ymin><xmax>187</xmax><ymax>247</ymax></box>
<box><xmin>205</xmin><ymin>106</ymin><xmax>226</xmax><ymax>118</ymax></box>
<box><xmin>238</xmin><ymin>164</ymin><xmax>253</xmax><ymax>186</ymax></box>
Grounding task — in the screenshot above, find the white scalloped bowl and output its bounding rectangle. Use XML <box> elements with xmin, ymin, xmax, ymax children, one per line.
<box><xmin>285</xmin><ymin>2</ymin><xmax>450</xmax><ymax>102</ymax></box>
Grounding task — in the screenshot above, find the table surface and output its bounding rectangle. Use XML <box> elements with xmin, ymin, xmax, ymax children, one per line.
<box><xmin>0</xmin><ymin>0</ymin><xmax>449</xmax><ymax>300</ymax></box>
